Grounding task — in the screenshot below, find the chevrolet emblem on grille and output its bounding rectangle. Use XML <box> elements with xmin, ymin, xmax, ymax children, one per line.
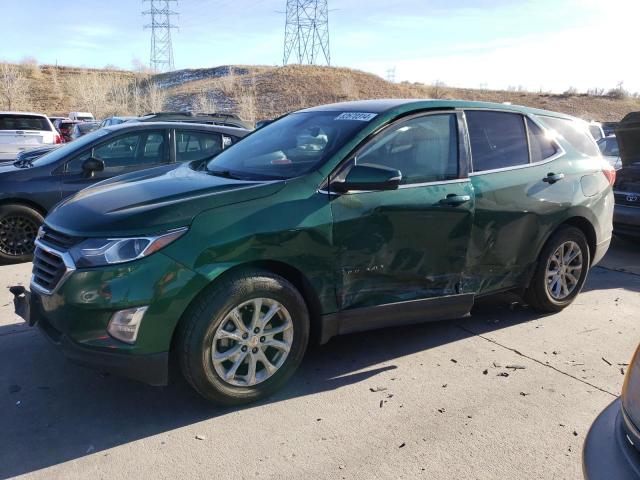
<box><xmin>627</xmin><ymin>194</ymin><xmax>639</xmax><ymax>203</ymax></box>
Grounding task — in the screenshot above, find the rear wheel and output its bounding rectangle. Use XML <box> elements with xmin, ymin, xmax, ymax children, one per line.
<box><xmin>177</xmin><ymin>269</ymin><xmax>310</xmax><ymax>405</ymax></box>
<box><xmin>0</xmin><ymin>204</ymin><xmax>44</xmax><ymax>265</ymax></box>
<box><xmin>525</xmin><ymin>226</ymin><xmax>590</xmax><ymax>312</ymax></box>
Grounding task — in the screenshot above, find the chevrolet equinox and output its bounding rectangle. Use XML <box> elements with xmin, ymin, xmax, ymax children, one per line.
<box><xmin>13</xmin><ymin>100</ymin><xmax>615</xmax><ymax>405</ymax></box>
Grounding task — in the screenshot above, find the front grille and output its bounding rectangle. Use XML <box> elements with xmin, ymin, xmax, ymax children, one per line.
<box><xmin>32</xmin><ymin>248</ymin><xmax>67</xmax><ymax>292</ymax></box>
<box><xmin>31</xmin><ymin>225</ymin><xmax>79</xmax><ymax>294</ymax></box>
<box><xmin>39</xmin><ymin>225</ymin><xmax>83</xmax><ymax>250</ymax></box>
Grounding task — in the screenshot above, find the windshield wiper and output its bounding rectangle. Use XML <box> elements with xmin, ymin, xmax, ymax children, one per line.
<box><xmin>13</xmin><ymin>158</ymin><xmax>33</xmax><ymax>168</ymax></box>
<box><xmin>208</xmin><ymin>169</ymin><xmax>243</xmax><ymax>180</ymax></box>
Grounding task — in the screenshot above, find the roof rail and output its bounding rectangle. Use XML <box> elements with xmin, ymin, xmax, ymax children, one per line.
<box><xmin>143</xmin><ymin>111</ymin><xmax>196</xmax><ymax>117</ymax></box>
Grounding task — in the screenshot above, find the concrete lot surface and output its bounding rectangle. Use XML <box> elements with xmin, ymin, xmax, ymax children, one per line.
<box><xmin>0</xmin><ymin>238</ymin><xmax>638</xmax><ymax>480</ymax></box>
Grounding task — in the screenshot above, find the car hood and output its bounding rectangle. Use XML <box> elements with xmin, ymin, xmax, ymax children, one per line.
<box><xmin>615</xmin><ymin>120</ymin><xmax>640</xmax><ymax>166</ymax></box>
<box><xmin>46</xmin><ymin>163</ymin><xmax>287</xmax><ymax>237</ymax></box>
<box><xmin>0</xmin><ymin>162</ymin><xmax>23</xmax><ymax>175</ymax></box>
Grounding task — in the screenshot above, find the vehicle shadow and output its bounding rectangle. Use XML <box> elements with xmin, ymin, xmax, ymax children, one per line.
<box><xmin>0</xmin><ymin>292</ymin><xmax>538</xmax><ymax>479</ymax></box>
<box><xmin>0</xmin><ymin>251</ymin><xmax>635</xmax><ymax>478</ymax></box>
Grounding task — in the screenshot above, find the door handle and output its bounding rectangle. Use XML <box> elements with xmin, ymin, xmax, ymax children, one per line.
<box><xmin>439</xmin><ymin>194</ymin><xmax>471</xmax><ymax>206</ymax></box>
<box><xmin>543</xmin><ymin>172</ymin><xmax>565</xmax><ymax>184</ymax></box>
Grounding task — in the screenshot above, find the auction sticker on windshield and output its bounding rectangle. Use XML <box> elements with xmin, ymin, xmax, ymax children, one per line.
<box><xmin>335</xmin><ymin>112</ymin><xmax>378</xmax><ymax>121</ymax></box>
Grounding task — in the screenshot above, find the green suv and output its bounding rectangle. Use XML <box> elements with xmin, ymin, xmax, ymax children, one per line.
<box><xmin>13</xmin><ymin>100</ymin><xmax>615</xmax><ymax>405</ymax></box>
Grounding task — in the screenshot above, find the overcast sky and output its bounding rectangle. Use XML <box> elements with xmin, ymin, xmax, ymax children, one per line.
<box><xmin>2</xmin><ymin>0</ymin><xmax>639</xmax><ymax>93</ymax></box>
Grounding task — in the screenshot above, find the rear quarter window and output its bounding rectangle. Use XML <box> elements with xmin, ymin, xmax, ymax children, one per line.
<box><xmin>0</xmin><ymin>114</ymin><xmax>51</xmax><ymax>131</ymax></box>
<box><xmin>527</xmin><ymin>117</ymin><xmax>559</xmax><ymax>162</ymax></box>
<box><xmin>537</xmin><ymin>116</ymin><xmax>600</xmax><ymax>157</ymax></box>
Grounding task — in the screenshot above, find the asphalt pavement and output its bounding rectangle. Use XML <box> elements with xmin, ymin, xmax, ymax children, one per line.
<box><xmin>0</xmin><ymin>238</ymin><xmax>638</xmax><ymax>480</ymax></box>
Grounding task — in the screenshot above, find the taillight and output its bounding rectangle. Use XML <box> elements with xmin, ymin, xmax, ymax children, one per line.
<box><xmin>54</xmin><ymin>134</ymin><xmax>62</xmax><ymax>144</ymax></box>
<box><xmin>602</xmin><ymin>165</ymin><xmax>616</xmax><ymax>186</ymax></box>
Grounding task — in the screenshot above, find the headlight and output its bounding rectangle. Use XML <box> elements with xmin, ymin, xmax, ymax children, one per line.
<box><xmin>69</xmin><ymin>227</ymin><xmax>188</xmax><ymax>268</ymax></box>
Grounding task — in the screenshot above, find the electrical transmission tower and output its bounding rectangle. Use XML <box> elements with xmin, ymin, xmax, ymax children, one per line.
<box><xmin>283</xmin><ymin>0</ymin><xmax>331</xmax><ymax>66</ymax></box>
<box><xmin>143</xmin><ymin>0</ymin><xmax>178</xmax><ymax>72</ymax></box>
<box><xmin>386</xmin><ymin>67</ymin><xmax>396</xmax><ymax>83</ymax></box>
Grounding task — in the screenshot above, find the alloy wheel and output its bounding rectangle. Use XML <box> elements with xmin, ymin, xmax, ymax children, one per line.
<box><xmin>212</xmin><ymin>298</ymin><xmax>294</xmax><ymax>387</ymax></box>
<box><xmin>545</xmin><ymin>240</ymin><xmax>583</xmax><ymax>300</ymax></box>
<box><xmin>0</xmin><ymin>215</ymin><xmax>39</xmax><ymax>256</ymax></box>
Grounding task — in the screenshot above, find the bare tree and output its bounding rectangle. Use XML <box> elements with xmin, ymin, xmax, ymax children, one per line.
<box><xmin>67</xmin><ymin>70</ymin><xmax>110</xmax><ymax>118</ymax></box>
<box><xmin>143</xmin><ymin>81</ymin><xmax>167</xmax><ymax>113</ymax></box>
<box><xmin>0</xmin><ymin>62</ymin><xmax>31</xmax><ymax>110</ymax></box>
<box><xmin>430</xmin><ymin>80</ymin><xmax>447</xmax><ymax>99</ymax></box>
<box><xmin>192</xmin><ymin>92</ymin><xmax>219</xmax><ymax>113</ymax></box>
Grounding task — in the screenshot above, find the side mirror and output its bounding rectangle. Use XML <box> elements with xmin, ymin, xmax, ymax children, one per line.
<box><xmin>82</xmin><ymin>157</ymin><xmax>105</xmax><ymax>178</ymax></box>
<box><xmin>331</xmin><ymin>164</ymin><xmax>402</xmax><ymax>193</ymax></box>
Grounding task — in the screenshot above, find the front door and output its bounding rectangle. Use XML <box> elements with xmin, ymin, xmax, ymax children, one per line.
<box><xmin>59</xmin><ymin>130</ymin><xmax>169</xmax><ymax>198</ymax></box>
<box><xmin>330</xmin><ymin>112</ymin><xmax>474</xmax><ymax>312</ymax></box>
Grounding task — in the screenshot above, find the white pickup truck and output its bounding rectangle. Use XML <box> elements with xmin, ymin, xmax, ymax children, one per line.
<box><xmin>0</xmin><ymin>112</ymin><xmax>60</xmax><ymax>161</ymax></box>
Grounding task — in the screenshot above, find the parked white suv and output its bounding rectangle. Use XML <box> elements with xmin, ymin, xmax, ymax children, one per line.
<box><xmin>68</xmin><ymin>111</ymin><xmax>95</xmax><ymax>122</ymax></box>
<box><xmin>0</xmin><ymin>112</ymin><xmax>60</xmax><ymax>161</ymax></box>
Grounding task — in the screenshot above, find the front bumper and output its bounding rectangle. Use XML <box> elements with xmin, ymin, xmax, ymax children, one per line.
<box><xmin>11</xmin><ymin>252</ymin><xmax>209</xmax><ymax>386</ymax></box>
<box><xmin>12</xmin><ymin>286</ymin><xmax>169</xmax><ymax>386</ymax></box>
<box><xmin>583</xmin><ymin>398</ymin><xmax>640</xmax><ymax>480</ymax></box>
<box><xmin>614</xmin><ymin>204</ymin><xmax>640</xmax><ymax>238</ymax></box>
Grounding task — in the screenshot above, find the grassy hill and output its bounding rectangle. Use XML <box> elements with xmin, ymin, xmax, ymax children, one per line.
<box><xmin>8</xmin><ymin>62</ymin><xmax>640</xmax><ymax>123</ymax></box>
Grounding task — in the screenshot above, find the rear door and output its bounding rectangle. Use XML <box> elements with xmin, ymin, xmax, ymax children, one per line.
<box><xmin>330</xmin><ymin>111</ymin><xmax>474</xmax><ymax>312</ymax></box>
<box><xmin>0</xmin><ymin>114</ymin><xmax>54</xmax><ymax>159</ymax></box>
<box><xmin>464</xmin><ymin>110</ymin><xmax>582</xmax><ymax>295</ymax></box>
<box><xmin>59</xmin><ymin>129</ymin><xmax>170</xmax><ymax>197</ymax></box>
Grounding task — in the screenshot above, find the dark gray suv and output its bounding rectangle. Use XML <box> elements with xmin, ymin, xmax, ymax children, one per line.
<box><xmin>0</xmin><ymin>122</ymin><xmax>248</xmax><ymax>264</ymax></box>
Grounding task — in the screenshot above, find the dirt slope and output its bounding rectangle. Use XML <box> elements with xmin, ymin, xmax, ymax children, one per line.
<box><xmin>12</xmin><ymin>63</ymin><xmax>640</xmax><ymax>122</ymax></box>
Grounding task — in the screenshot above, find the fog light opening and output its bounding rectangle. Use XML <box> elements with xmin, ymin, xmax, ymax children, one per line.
<box><xmin>107</xmin><ymin>306</ymin><xmax>149</xmax><ymax>344</ymax></box>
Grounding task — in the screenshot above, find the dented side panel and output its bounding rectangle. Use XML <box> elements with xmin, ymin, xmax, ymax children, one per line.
<box><xmin>466</xmin><ymin>155</ymin><xmax>608</xmax><ymax>295</ymax></box>
<box><xmin>330</xmin><ymin>181</ymin><xmax>474</xmax><ymax>310</ymax></box>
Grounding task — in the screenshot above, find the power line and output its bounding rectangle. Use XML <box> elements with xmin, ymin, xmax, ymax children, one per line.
<box><xmin>283</xmin><ymin>0</ymin><xmax>331</xmax><ymax>66</ymax></box>
<box><xmin>143</xmin><ymin>0</ymin><xmax>179</xmax><ymax>72</ymax></box>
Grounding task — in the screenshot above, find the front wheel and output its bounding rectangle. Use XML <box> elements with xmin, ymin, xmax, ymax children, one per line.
<box><xmin>177</xmin><ymin>269</ymin><xmax>310</xmax><ymax>405</ymax></box>
<box><xmin>0</xmin><ymin>204</ymin><xmax>44</xmax><ymax>265</ymax></box>
<box><xmin>525</xmin><ymin>225</ymin><xmax>590</xmax><ymax>313</ymax></box>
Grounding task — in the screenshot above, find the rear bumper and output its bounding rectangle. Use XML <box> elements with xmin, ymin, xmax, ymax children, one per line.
<box><xmin>592</xmin><ymin>237</ymin><xmax>612</xmax><ymax>266</ymax></box>
<box><xmin>583</xmin><ymin>399</ymin><xmax>640</xmax><ymax>480</ymax></box>
<box><xmin>614</xmin><ymin>204</ymin><xmax>640</xmax><ymax>237</ymax></box>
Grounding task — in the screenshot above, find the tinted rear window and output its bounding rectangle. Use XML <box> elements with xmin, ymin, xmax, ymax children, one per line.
<box><xmin>527</xmin><ymin>118</ymin><xmax>559</xmax><ymax>162</ymax></box>
<box><xmin>0</xmin><ymin>114</ymin><xmax>51</xmax><ymax>131</ymax></box>
<box><xmin>538</xmin><ymin>116</ymin><xmax>600</xmax><ymax>157</ymax></box>
<box><xmin>466</xmin><ymin>111</ymin><xmax>529</xmax><ymax>172</ymax></box>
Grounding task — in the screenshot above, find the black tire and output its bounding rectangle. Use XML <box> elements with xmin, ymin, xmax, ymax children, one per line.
<box><xmin>525</xmin><ymin>225</ymin><xmax>591</xmax><ymax>313</ymax></box>
<box><xmin>177</xmin><ymin>269</ymin><xmax>310</xmax><ymax>405</ymax></box>
<box><xmin>0</xmin><ymin>204</ymin><xmax>44</xmax><ymax>265</ymax></box>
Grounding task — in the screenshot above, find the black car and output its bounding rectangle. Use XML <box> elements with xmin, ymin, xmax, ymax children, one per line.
<box><xmin>583</xmin><ymin>343</ymin><xmax>640</xmax><ymax>479</ymax></box>
<box><xmin>612</xmin><ymin>116</ymin><xmax>640</xmax><ymax>240</ymax></box>
<box><xmin>69</xmin><ymin>121</ymin><xmax>100</xmax><ymax>141</ymax></box>
<box><xmin>0</xmin><ymin>122</ymin><xmax>248</xmax><ymax>264</ymax></box>
<box><xmin>139</xmin><ymin>111</ymin><xmax>253</xmax><ymax>130</ymax></box>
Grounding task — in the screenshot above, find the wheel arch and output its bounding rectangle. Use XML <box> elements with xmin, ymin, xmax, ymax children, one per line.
<box><xmin>0</xmin><ymin>198</ymin><xmax>48</xmax><ymax>217</ymax></box>
<box><xmin>169</xmin><ymin>259</ymin><xmax>325</xmax><ymax>358</ymax></box>
<box><xmin>562</xmin><ymin>216</ymin><xmax>597</xmax><ymax>264</ymax></box>
<box><xmin>523</xmin><ymin>215</ymin><xmax>598</xmax><ymax>292</ymax></box>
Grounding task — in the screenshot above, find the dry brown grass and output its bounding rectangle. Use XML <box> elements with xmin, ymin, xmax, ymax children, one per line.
<box><xmin>5</xmin><ymin>63</ymin><xmax>640</xmax><ymax>122</ymax></box>
<box><xmin>165</xmin><ymin>64</ymin><xmax>640</xmax><ymax>122</ymax></box>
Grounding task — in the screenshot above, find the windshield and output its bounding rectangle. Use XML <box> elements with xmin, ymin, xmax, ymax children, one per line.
<box><xmin>206</xmin><ymin>111</ymin><xmax>374</xmax><ymax>180</ymax></box>
<box><xmin>30</xmin><ymin>129</ymin><xmax>110</xmax><ymax>166</ymax></box>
